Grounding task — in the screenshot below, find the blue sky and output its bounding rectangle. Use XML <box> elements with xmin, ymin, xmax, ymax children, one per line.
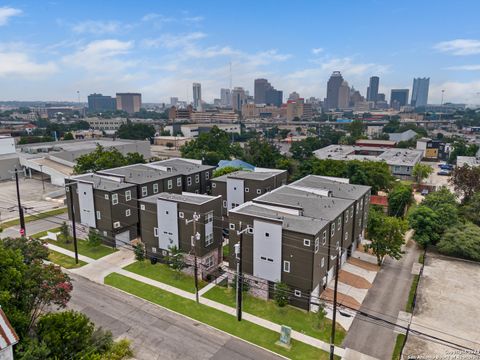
<box><xmin>1</xmin><ymin>0</ymin><xmax>480</xmax><ymax>104</ymax></box>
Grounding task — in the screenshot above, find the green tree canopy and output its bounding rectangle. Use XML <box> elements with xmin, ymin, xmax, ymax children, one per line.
<box><xmin>387</xmin><ymin>183</ymin><xmax>414</xmax><ymax>217</ymax></box>
<box><xmin>117</xmin><ymin>121</ymin><xmax>155</xmax><ymax>140</ymax></box>
<box><xmin>412</xmin><ymin>163</ymin><xmax>433</xmax><ymax>184</ymax></box>
<box><xmin>448</xmin><ymin>140</ymin><xmax>479</xmax><ymax>164</ymax></box>
<box><xmin>63</xmin><ymin>132</ymin><xmax>74</xmax><ymax>140</ymax></box>
<box><xmin>460</xmin><ymin>191</ymin><xmax>480</xmax><ymax>226</ymax></box>
<box><xmin>437</xmin><ymin>222</ymin><xmax>480</xmax><ymax>262</ymax></box>
<box><xmin>408</xmin><ymin>205</ymin><xmax>442</xmax><ymax>247</ymax></box>
<box><xmin>241</xmin><ymin>137</ymin><xmax>282</xmax><ymax>168</ymax></box>
<box><xmin>450</xmin><ymin>164</ymin><xmax>480</xmax><ymax>202</ymax></box>
<box><xmin>213</xmin><ymin>166</ymin><xmax>245</xmax><ymax>178</ymax></box>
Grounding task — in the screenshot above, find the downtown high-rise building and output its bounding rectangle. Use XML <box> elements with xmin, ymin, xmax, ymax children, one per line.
<box><xmin>232</xmin><ymin>87</ymin><xmax>247</xmax><ymax>111</ymax></box>
<box><xmin>170</xmin><ymin>97</ymin><xmax>178</xmax><ymax>106</ymax></box>
<box><xmin>411</xmin><ymin>77</ymin><xmax>430</xmax><ymax>108</ymax></box>
<box><xmin>116</xmin><ymin>93</ymin><xmax>141</xmax><ymax>114</ymax></box>
<box><xmin>220</xmin><ymin>88</ymin><xmax>232</xmax><ymax>107</ymax></box>
<box><xmin>390</xmin><ymin>89</ymin><xmax>409</xmax><ymax>110</ymax></box>
<box><xmin>87</xmin><ymin>93</ymin><xmax>116</xmax><ymax>113</ymax></box>
<box><xmin>254</xmin><ymin>78</ymin><xmax>283</xmax><ymax>107</ymax></box>
<box><xmin>338</xmin><ymin>81</ymin><xmax>350</xmax><ymax>109</ymax></box>
<box><xmin>325</xmin><ymin>71</ymin><xmax>344</xmax><ymax>110</ymax></box>
<box><xmin>193</xmin><ymin>83</ymin><xmax>202</xmax><ymax>111</ymax></box>
<box><xmin>366</xmin><ymin>76</ymin><xmax>379</xmax><ymax>102</ymax></box>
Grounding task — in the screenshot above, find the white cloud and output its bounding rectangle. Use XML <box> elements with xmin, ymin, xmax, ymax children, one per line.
<box><xmin>0</xmin><ymin>51</ymin><xmax>57</xmax><ymax>77</ymax></box>
<box><xmin>0</xmin><ymin>7</ymin><xmax>21</xmax><ymax>26</ymax></box>
<box><xmin>62</xmin><ymin>39</ymin><xmax>134</xmax><ymax>72</ymax></box>
<box><xmin>142</xmin><ymin>32</ymin><xmax>207</xmax><ymax>49</ymax></box>
<box><xmin>446</xmin><ymin>64</ymin><xmax>480</xmax><ymax>71</ymax></box>
<box><xmin>429</xmin><ymin>80</ymin><xmax>480</xmax><ymax>104</ymax></box>
<box><xmin>434</xmin><ymin>39</ymin><xmax>480</xmax><ymax>56</ymax></box>
<box><xmin>72</xmin><ymin>20</ymin><xmax>121</xmax><ymax>34</ymax></box>
<box><xmin>184</xmin><ymin>16</ymin><xmax>204</xmax><ymax>23</ymax></box>
<box><xmin>312</xmin><ymin>48</ymin><xmax>323</xmax><ymax>55</ymax></box>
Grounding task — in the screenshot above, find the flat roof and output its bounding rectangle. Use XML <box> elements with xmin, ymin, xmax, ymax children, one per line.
<box><xmin>70</xmin><ymin>173</ymin><xmax>133</xmax><ymax>191</ymax></box>
<box><xmin>98</xmin><ymin>164</ymin><xmax>174</xmax><ymax>184</ymax></box>
<box><xmin>150</xmin><ymin>158</ymin><xmax>215</xmax><ymax>175</ymax></box>
<box><xmin>213</xmin><ymin>170</ymin><xmax>284</xmax><ymax>182</ymax></box>
<box><xmin>254</xmin><ymin>185</ymin><xmax>353</xmax><ymax>221</ymax></box>
<box><xmin>230</xmin><ymin>202</ymin><xmax>328</xmax><ymax>235</ymax></box>
<box><xmin>140</xmin><ymin>192</ymin><xmax>219</xmax><ymax>205</ymax></box>
<box><xmin>291</xmin><ymin>175</ymin><xmax>371</xmax><ymax>200</ymax></box>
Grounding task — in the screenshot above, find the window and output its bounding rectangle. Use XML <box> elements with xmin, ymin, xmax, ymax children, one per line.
<box><xmin>187</xmin><ymin>177</ymin><xmax>192</xmax><ymax>186</ymax></box>
<box><xmin>294</xmin><ymin>290</ymin><xmax>302</xmax><ymax>297</ymax></box>
<box><xmin>154</xmin><ymin>227</ymin><xmax>159</xmax><ymax>237</ymax></box>
<box><xmin>229</xmin><ymin>223</ymin><xmax>235</xmax><ymax>230</ymax></box>
<box><xmin>112</xmin><ymin>193</ymin><xmax>118</xmax><ymax>205</ymax></box>
<box><xmin>350</xmin><ymin>208</ymin><xmax>353</xmax><ymax>218</ymax></box>
<box><xmin>142</xmin><ymin>186</ymin><xmax>148</xmax><ymax>197</ymax></box>
<box><xmin>321</xmin><ymin>257</ymin><xmax>325</xmax><ymax>268</ymax></box>
<box><xmin>283</xmin><ymin>261</ymin><xmax>290</xmax><ymax>273</ymax></box>
<box><xmin>336</xmin><ymin>240</ymin><xmax>339</xmax><ymax>250</ymax></box>
<box><xmin>195</xmin><ymin>174</ymin><xmax>200</xmax><ymax>184</ymax></box>
<box><xmin>331</xmin><ymin>223</ymin><xmax>335</xmax><ymax>236</ymax></box>
<box><xmin>126</xmin><ymin>209</ymin><xmax>131</xmax><ymax>217</ymax></box>
<box><xmin>96</xmin><ymin>211</ymin><xmax>101</xmax><ymax>220</ymax></box>
<box><xmin>113</xmin><ymin>221</ymin><xmax>120</xmax><ymax>229</ymax></box>
<box><xmin>153</xmin><ymin>183</ymin><xmax>159</xmax><ymax>193</ymax></box>
<box><xmin>140</xmin><ymin>204</ymin><xmax>145</xmax><ymax>210</ymax></box>
<box><xmin>212</xmin><ymin>183</ymin><xmax>216</xmax><ymax>188</ymax></box>
<box><xmin>256</xmin><ymin>189</ymin><xmax>262</xmax><ymax>194</ymax></box>
<box><xmin>360</xmin><ymin>199</ymin><xmax>363</xmax><ymax>210</ymax></box>
<box><xmin>245</xmin><ymin>187</ymin><xmax>250</xmax><ymax>193</ymax></box>
<box><xmin>205</xmin><ymin>233</ymin><xmax>214</xmax><ymax>246</ymax></box>
<box><xmin>356</xmin><ymin>203</ymin><xmax>359</xmax><ymax>214</ymax></box>
<box><xmin>337</xmin><ymin>217</ymin><xmax>341</xmax><ymax>230</ymax></box>
<box><xmin>103</xmin><ymin>231</ymin><xmax>108</xmax><ymax>237</ymax></box>
<box><xmin>177</xmin><ymin>177</ymin><xmax>182</xmax><ymax>187</ymax></box>
<box><xmin>315</xmin><ymin>237</ymin><xmax>319</xmax><ymax>253</ymax></box>
<box><xmin>66</xmin><ymin>186</ymin><xmax>70</xmax><ymax>192</ymax></box>
<box><xmin>204</xmin><ymin>255</ymin><xmax>215</xmax><ymax>269</ymax></box>
<box><xmin>303</xmin><ymin>239</ymin><xmax>311</xmax><ymax>247</ymax></box>
<box><xmin>179</xmin><ymin>212</ymin><xmax>184</xmax><ymax>219</ymax></box>
<box><xmin>125</xmin><ymin>190</ymin><xmax>131</xmax><ymax>201</ymax></box>
<box><xmin>231</xmin><ymin>202</ymin><xmax>239</xmax><ymax>208</ymax></box>
<box><xmin>247</xmin><ymin>227</ymin><xmax>254</xmax><ymax>234</ymax></box>
<box><xmin>205</xmin><ymin>211</ymin><xmax>213</xmax><ymax>223</ymax></box>
<box><xmin>345</xmin><ymin>211</ymin><xmax>349</xmax><ymax>223</ymax></box>
<box><xmin>167</xmin><ymin>180</ymin><xmax>172</xmax><ymax>190</ymax></box>
<box><xmin>152</xmin><ymin>247</ymin><xmax>157</xmax><ymax>254</ymax></box>
<box><xmin>345</xmin><ymin>232</ymin><xmax>348</xmax><ymax>241</ymax></box>
<box><xmin>265</xmin><ymin>232</ymin><xmax>270</xmax><ymax>237</ymax></box>
<box><xmin>322</xmin><ymin>231</ymin><xmax>327</xmax><ymax>245</ymax></box>
<box><xmin>205</xmin><ymin>172</ymin><xmax>210</xmax><ymax>180</ymax></box>
<box><xmin>223</xmin><ymin>200</ymin><xmax>227</xmax><ymax>208</ymax></box>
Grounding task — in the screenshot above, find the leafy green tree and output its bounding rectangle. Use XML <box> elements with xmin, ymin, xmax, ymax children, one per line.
<box><xmin>124</xmin><ymin>152</ymin><xmax>146</xmax><ymax>165</ymax></box>
<box><xmin>421</xmin><ymin>188</ymin><xmax>459</xmax><ymax>231</ymax></box>
<box><xmin>412</xmin><ymin>163</ymin><xmax>433</xmax><ymax>184</ymax></box>
<box><xmin>133</xmin><ymin>242</ymin><xmax>145</xmax><ymax>262</ymax></box>
<box><xmin>290</xmin><ymin>137</ymin><xmax>329</xmax><ymax>160</ymax></box>
<box><xmin>348</xmin><ymin>119</ymin><xmax>364</xmax><ymax>139</ymax></box>
<box><xmin>313</xmin><ymin>302</ymin><xmax>327</xmax><ymax>330</ymax></box>
<box><xmin>87</xmin><ymin>228</ymin><xmax>102</xmax><ymax>247</ymax></box>
<box><xmin>387</xmin><ymin>183</ymin><xmax>413</xmax><ymax>217</ymax></box>
<box><xmin>408</xmin><ymin>205</ymin><xmax>442</xmax><ymax>247</ymax></box>
<box><xmin>437</xmin><ymin>222</ymin><xmax>480</xmax><ymax>262</ymax></box>
<box><xmin>166</xmin><ymin>245</ymin><xmax>186</xmax><ymax>276</ymax></box>
<box><xmin>60</xmin><ymin>221</ymin><xmax>70</xmax><ymax>243</ymax></box>
<box><xmin>63</xmin><ymin>132</ymin><xmax>74</xmax><ymax>140</ymax></box>
<box><xmin>213</xmin><ymin>166</ymin><xmax>244</xmax><ymax>178</ymax></box>
<box><xmin>117</xmin><ymin>121</ymin><xmax>155</xmax><ymax>140</ymax></box>
<box><xmin>160</xmin><ymin>129</ymin><xmax>171</xmax><ymax>136</ymax></box>
<box><xmin>241</xmin><ymin>137</ymin><xmax>282</xmax><ymax>168</ymax></box>
<box><xmin>450</xmin><ymin>164</ymin><xmax>480</xmax><ymax>202</ymax></box>
<box><xmin>18</xmin><ymin>136</ymin><xmax>54</xmax><ymax>144</ymax></box>
<box><xmin>2</xmin><ymin>236</ymin><xmax>49</xmax><ymax>264</ymax></box>
<box><xmin>365</xmin><ymin>208</ymin><xmax>407</xmax><ymax>265</ymax></box>
<box><xmin>73</xmin><ymin>145</ymin><xmax>145</xmax><ymax>174</ymax></box>
<box><xmin>448</xmin><ymin>141</ymin><xmax>479</xmax><ymax>164</ymax></box>
<box><xmin>274</xmin><ymin>281</ymin><xmax>290</xmax><ymax>307</ymax></box>
<box><xmin>460</xmin><ymin>192</ymin><xmax>480</xmax><ymax>226</ymax></box>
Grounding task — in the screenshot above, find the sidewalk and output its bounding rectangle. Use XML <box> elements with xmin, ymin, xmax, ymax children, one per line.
<box><xmin>46</xmin><ymin>243</ymin><xmax>94</xmax><ymax>264</ymax></box>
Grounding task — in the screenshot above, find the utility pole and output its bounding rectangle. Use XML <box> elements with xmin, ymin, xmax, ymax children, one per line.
<box><xmin>39</xmin><ymin>164</ymin><xmax>45</xmax><ymax>192</ymax></box>
<box><xmin>329</xmin><ymin>246</ymin><xmax>341</xmax><ymax>360</ymax></box>
<box><xmin>186</xmin><ymin>212</ymin><xmax>201</xmax><ymax>303</ymax></box>
<box><xmin>12</xmin><ymin>168</ymin><xmax>26</xmax><ymax>237</ymax></box>
<box><xmin>66</xmin><ymin>182</ymin><xmax>79</xmax><ymax>264</ymax></box>
<box><xmin>236</xmin><ymin>222</ymin><xmax>250</xmax><ymax>321</ymax></box>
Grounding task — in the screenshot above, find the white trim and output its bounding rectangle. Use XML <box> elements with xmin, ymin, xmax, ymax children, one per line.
<box><xmin>140</xmin><ymin>204</ymin><xmax>145</xmax><ymax>210</ymax></box>
<box><xmin>294</xmin><ymin>289</ymin><xmax>302</xmax><ymax>297</ymax></box>
<box><xmin>142</xmin><ymin>186</ymin><xmax>148</xmax><ymax>197</ymax></box>
<box><xmin>167</xmin><ymin>180</ymin><xmax>172</xmax><ymax>190</ymax></box>
<box><xmin>113</xmin><ymin>221</ymin><xmax>120</xmax><ymax>228</ymax></box>
<box><xmin>96</xmin><ymin>210</ymin><xmax>101</xmax><ymax>220</ymax></box>
<box><xmin>229</xmin><ymin>223</ymin><xmax>235</xmax><ymax>230</ymax></box>
<box><xmin>125</xmin><ymin>190</ymin><xmax>131</xmax><ymax>201</ymax></box>
<box><xmin>245</xmin><ymin>187</ymin><xmax>250</xmax><ymax>193</ymax></box>
<box><xmin>153</xmin><ymin>183</ymin><xmax>159</xmax><ymax>193</ymax></box>
<box><xmin>303</xmin><ymin>239</ymin><xmax>311</xmax><ymax>247</ymax></box>
<box><xmin>112</xmin><ymin>193</ymin><xmax>118</xmax><ymax>205</ymax></box>
<box><xmin>154</xmin><ymin>227</ymin><xmax>159</xmax><ymax>237</ymax></box>
<box><xmin>283</xmin><ymin>260</ymin><xmax>290</xmax><ymax>273</ymax></box>
<box><xmin>126</xmin><ymin>209</ymin><xmax>131</xmax><ymax>217</ymax></box>
<box><xmin>179</xmin><ymin>211</ymin><xmax>184</xmax><ymax>219</ymax></box>
<box><xmin>212</xmin><ymin>183</ymin><xmax>216</xmax><ymax>188</ymax></box>
<box><xmin>177</xmin><ymin>177</ymin><xmax>182</xmax><ymax>187</ymax></box>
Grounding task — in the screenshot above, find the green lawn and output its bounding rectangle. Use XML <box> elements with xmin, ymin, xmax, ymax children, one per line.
<box><xmin>392</xmin><ymin>334</ymin><xmax>406</xmax><ymax>359</ymax></box>
<box><xmin>105</xmin><ymin>273</ymin><xmax>333</xmax><ymax>360</ymax></box>
<box><xmin>48</xmin><ymin>238</ymin><xmax>116</xmax><ymax>260</ymax></box>
<box><xmin>0</xmin><ymin>207</ymin><xmax>68</xmax><ymax>228</ymax></box>
<box><xmin>124</xmin><ymin>261</ymin><xmax>207</xmax><ymax>293</ymax></box>
<box><xmin>406</xmin><ymin>275</ymin><xmax>420</xmax><ymax>313</ymax></box>
<box><xmin>48</xmin><ymin>250</ymin><xmax>86</xmax><ymax>269</ymax></box>
<box><xmin>222</xmin><ymin>244</ymin><xmax>230</xmax><ymax>258</ymax></box>
<box><xmin>203</xmin><ymin>285</ymin><xmax>345</xmax><ymax>345</ymax></box>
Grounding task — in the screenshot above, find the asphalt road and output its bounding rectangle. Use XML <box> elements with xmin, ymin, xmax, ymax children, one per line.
<box><xmin>67</xmin><ymin>274</ymin><xmax>283</xmax><ymax>360</ymax></box>
<box><xmin>342</xmin><ymin>241</ymin><xmax>421</xmax><ymax>359</ymax></box>
<box><xmin>0</xmin><ymin>213</ymin><xmax>68</xmax><ymax>239</ymax></box>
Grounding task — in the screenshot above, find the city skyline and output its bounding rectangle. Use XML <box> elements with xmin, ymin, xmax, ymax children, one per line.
<box><xmin>1</xmin><ymin>1</ymin><xmax>480</xmax><ymax>104</ymax></box>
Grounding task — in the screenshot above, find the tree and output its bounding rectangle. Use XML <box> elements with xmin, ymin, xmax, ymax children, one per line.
<box><xmin>348</xmin><ymin>119</ymin><xmax>364</xmax><ymax>140</ymax></box>
<box><xmin>387</xmin><ymin>183</ymin><xmax>413</xmax><ymax>217</ymax></box>
<box><xmin>274</xmin><ymin>281</ymin><xmax>290</xmax><ymax>307</ymax></box>
<box><xmin>2</xmin><ymin>236</ymin><xmax>49</xmax><ymax>264</ymax></box>
<box><xmin>87</xmin><ymin>228</ymin><xmax>102</xmax><ymax>247</ymax></box>
<box><xmin>313</xmin><ymin>302</ymin><xmax>327</xmax><ymax>330</ymax></box>
<box><xmin>160</xmin><ymin>129</ymin><xmax>171</xmax><ymax>136</ymax></box>
<box><xmin>365</xmin><ymin>208</ymin><xmax>407</xmax><ymax>265</ymax></box>
<box><xmin>408</xmin><ymin>205</ymin><xmax>442</xmax><ymax>247</ymax></box>
<box><xmin>412</xmin><ymin>163</ymin><xmax>433</xmax><ymax>184</ymax></box>
<box><xmin>213</xmin><ymin>166</ymin><xmax>244</xmax><ymax>178</ymax></box>
<box><xmin>437</xmin><ymin>222</ymin><xmax>480</xmax><ymax>262</ymax></box>
<box><xmin>421</xmin><ymin>187</ymin><xmax>459</xmax><ymax>231</ymax></box>
<box><xmin>63</xmin><ymin>132</ymin><xmax>74</xmax><ymax>140</ymax></box>
<box><xmin>166</xmin><ymin>245</ymin><xmax>186</xmax><ymax>276</ymax></box>
<box><xmin>241</xmin><ymin>137</ymin><xmax>282</xmax><ymax>168</ymax></box>
<box><xmin>450</xmin><ymin>164</ymin><xmax>480</xmax><ymax>202</ymax></box>
<box><xmin>448</xmin><ymin>140</ymin><xmax>479</xmax><ymax>164</ymax></box>
<box><xmin>117</xmin><ymin>121</ymin><xmax>155</xmax><ymax>140</ymax></box>
<box><xmin>165</xmin><ymin>142</ymin><xmax>174</xmax><ymax>149</ymax></box>
<box><xmin>133</xmin><ymin>242</ymin><xmax>145</xmax><ymax>262</ymax></box>
<box><xmin>460</xmin><ymin>191</ymin><xmax>480</xmax><ymax>226</ymax></box>
<box><xmin>124</xmin><ymin>152</ymin><xmax>146</xmax><ymax>165</ymax></box>
<box><xmin>60</xmin><ymin>221</ymin><xmax>70</xmax><ymax>243</ymax></box>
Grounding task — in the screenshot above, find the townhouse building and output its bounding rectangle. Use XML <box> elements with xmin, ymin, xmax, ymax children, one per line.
<box><xmin>139</xmin><ymin>192</ymin><xmax>223</xmax><ymax>278</ymax></box>
<box><xmin>227</xmin><ymin>177</ymin><xmax>370</xmax><ymax>311</ymax></box>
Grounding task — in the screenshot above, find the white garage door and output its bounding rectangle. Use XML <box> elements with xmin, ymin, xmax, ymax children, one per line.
<box><xmin>115</xmin><ymin>230</ymin><xmax>130</xmax><ymax>248</ymax></box>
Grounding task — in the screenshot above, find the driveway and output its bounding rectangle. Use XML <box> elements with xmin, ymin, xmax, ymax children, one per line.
<box><xmin>67</xmin><ymin>274</ymin><xmax>283</xmax><ymax>360</ymax></box>
<box><xmin>342</xmin><ymin>240</ymin><xmax>421</xmax><ymax>359</ymax></box>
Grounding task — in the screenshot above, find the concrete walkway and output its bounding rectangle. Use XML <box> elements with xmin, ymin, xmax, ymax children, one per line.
<box><xmin>46</xmin><ymin>242</ymin><xmax>94</xmax><ymax>264</ymax></box>
<box><xmin>198</xmin><ymin>272</ymin><xmax>228</xmax><ymax>296</ymax></box>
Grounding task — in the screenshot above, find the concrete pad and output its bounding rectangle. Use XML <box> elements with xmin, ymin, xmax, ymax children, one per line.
<box><xmin>347</xmin><ymin>257</ymin><xmax>380</xmax><ymax>272</ymax></box>
<box><xmin>343</xmin><ymin>348</ymin><xmax>380</xmax><ymax>360</ymax></box>
<box><xmin>411</xmin><ymin>262</ymin><xmax>422</xmax><ymax>275</ymax></box>
<box><xmin>328</xmin><ymin>282</ymin><xmax>369</xmax><ymax>305</ymax></box>
<box><xmin>342</xmin><ymin>263</ymin><xmax>377</xmax><ymax>283</ymax></box>
<box><xmin>394</xmin><ymin>311</ymin><xmax>412</xmax><ymax>335</ymax></box>
<box><xmin>320</xmin><ymin>288</ymin><xmax>361</xmax><ymax>310</ymax></box>
<box><xmin>338</xmin><ymin>270</ymin><xmax>372</xmax><ymax>289</ymax></box>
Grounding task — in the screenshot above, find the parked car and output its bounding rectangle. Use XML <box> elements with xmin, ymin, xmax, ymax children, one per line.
<box><xmin>421</xmin><ymin>189</ymin><xmax>429</xmax><ymax>196</ymax></box>
<box><xmin>440</xmin><ymin>164</ymin><xmax>453</xmax><ymax>170</ymax></box>
<box><xmin>437</xmin><ymin>170</ymin><xmax>451</xmax><ymax>176</ymax></box>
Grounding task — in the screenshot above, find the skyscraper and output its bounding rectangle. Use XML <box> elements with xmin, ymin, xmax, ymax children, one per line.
<box><xmin>411</xmin><ymin>77</ymin><xmax>430</xmax><ymax>108</ymax></box>
<box><xmin>87</xmin><ymin>93</ymin><xmax>116</xmax><ymax>113</ymax></box>
<box><xmin>390</xmin><ymin>89</ymin><xmax>409</xmax><ymax>110</ymax></box>
<box><xmin>366</xmin><ymin>76</ymin><xmax>379</xmax><ymax>102</ymax></box>
<box><xmin>325</xmin><ymin>71</ymin><xmax>344</xmax><ymax>110</ymax></box>
<box><xmin>254</xmin><ymin>78</ymin><xmax>283</xmax><ymax>106</ymax></box>
<box><xmin>220</xmin><ymin>88</ymin><xmax>231</xmax><ymax>107</ymax></box>
<box><xmin>338</xmin><ymin>81</ymin><xmax>350</xmax><ymax>109</ymax></box>
<box><xmin>116</xmin><ymin>93</ymin><xmax>141</xmax><ymax>114</ymax></box>
<box><xmin>232</xmin><ymin>87</ymin><xmax>246</xmax><ymax>111</ymax></box>
<box><xmin>193</xmin><ymin>83</ymin><xmax>202</xmax><ymax>111</ymax></box>
<box><xmin>170</xmin><ymin>97</ymin><xmax>178</xmax><ymax>106</ymax></box>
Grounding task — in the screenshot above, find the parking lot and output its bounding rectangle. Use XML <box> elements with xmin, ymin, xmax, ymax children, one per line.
<box><xmin>403</xmin><ymin>252</ymin><xmax>480</xmax><ymax>357</ymax></box>
<box><xmin>0</xmin><ymin>177</ymin><xmax>65</xmax><ymax>222</ymax></box>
